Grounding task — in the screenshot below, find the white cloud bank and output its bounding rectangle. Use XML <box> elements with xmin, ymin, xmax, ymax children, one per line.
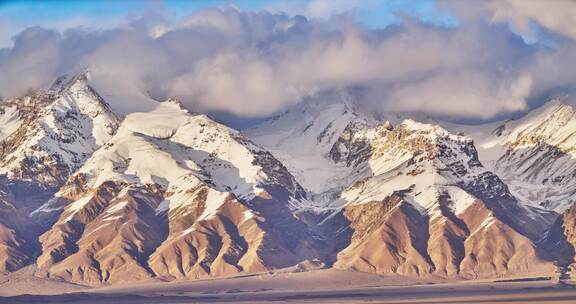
<box><xmin>1</xmin><ymin>1</ymin><xmax>576</xmax><ymax>121</ymax></box>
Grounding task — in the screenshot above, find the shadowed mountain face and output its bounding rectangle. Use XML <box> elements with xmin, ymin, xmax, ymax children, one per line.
<box><xmin>0</xmin><ymin>75</ymin><xmax>574</xmax><ymax>284</ymax></box>
<box><xmin>541</xmin><ymin>202</ymin><xmax>576</xmax><ymax>271</ymax></box>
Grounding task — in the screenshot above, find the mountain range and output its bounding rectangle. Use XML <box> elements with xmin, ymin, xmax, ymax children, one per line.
<box><xmin>1</xmin><ymin>73</ymin><xmax>575</xmax><ymax>285</ymax></box>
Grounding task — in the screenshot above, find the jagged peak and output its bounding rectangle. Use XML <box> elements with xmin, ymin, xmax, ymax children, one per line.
<box><xmin>496</xmin><ymin>98</ymin><xmax>576</xmax><ymax>147</ymax></box>
<box><xmin>542</xmin><ymin>97</ymin><xmax>573</xmax><ymax>110</ymax></box>
<box><xmin>398</xmin><ymin>119</ymin><xmax>471</xmax><ymax>143</ymax></box>
<box><xmin>543</xmin><ymin>99</ymin><xmax>575</xmax><ymax>118</ymax></box>
<box><xmin>160</xmin><ymin>97</ymin><xmax>189</xmax><ymax>113</ymax></box>
<box><xmin>252</xmin><ymin>88</ymin><xmax>379</xmax><ymax>133</ymax></box>
<box><xmin>518</xmin><ymin>98</ymin><xmax>575</xmax><ymax>125</ymax></box>
<box><xmin>157</xmin><ymin>98</ymin><xmax>240</xmax><ymax>135</ymax></box>
<box><xmin>49</xmin><ymin>75</ymin><xmax>70</xmax><ymax>92</ymax></box>
<box><xmin>382</xmin><ymin>120</ymin><xmax>394</xmax><ymax>131</ymax></box>
<box><xmin>40</xmin><ymin>70</ymin><xmax>119</xmax><ymax>120</ymax></box>
<box><xmin>48</xmin><ymin>70</ymin><xmax>91</xmax><ymax>93</ymax></box>
<box><xmin>123</xmin><ymin>99</ymin><xmax>241</xmax><ymax>142</ymax></box>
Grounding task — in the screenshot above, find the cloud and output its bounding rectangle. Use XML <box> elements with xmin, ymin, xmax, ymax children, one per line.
<box><xmin>440</xmin><ymin>0</ymin><xmax>576</xmax><ymax>108</ymax></box>
<box><xmin>441</xmin><ymin>0</ymin><xmax>576</xmax><ymax>41</ymax></box>
<box><xmin>1</xmin><ymin>2</ymin><xmax>576</xmax><ymax>123</ymax></box>
<box><xmin>385</xmin><ymin>72</ymin><xmax>531</xmax><ymax>118</ymax></box>
<box><xmin>0</xmin><ymin>27</ymin><xmax>62</xmax><ymax>97</ymax></box>
<box><xmin>487</xmin><ymin>0</ymin><xmax>576</xmax><ymax>40</ymax></box>
<box><xmin>270</xmin><ymin>0</ymin><xmax>364</xmax><ymax>19</ymax></box>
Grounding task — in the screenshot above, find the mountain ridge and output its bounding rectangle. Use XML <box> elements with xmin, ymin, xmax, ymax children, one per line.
<box><xmin>0</xmin><ymin>76</ymin><xmax>574</xmax><ymax>284</ymax></box>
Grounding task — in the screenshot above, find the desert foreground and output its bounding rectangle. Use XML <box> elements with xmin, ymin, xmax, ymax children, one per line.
<box><xmin>1</xmin><ymin>268</ymin><xmax>576</xmax><ymax>304</ymax></box>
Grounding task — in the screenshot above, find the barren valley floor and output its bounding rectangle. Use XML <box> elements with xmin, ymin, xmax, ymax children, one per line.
<box><xmin>2</xmin><ymin>269</ymin><xmax>576</xmax><ymax>304</ymax></box>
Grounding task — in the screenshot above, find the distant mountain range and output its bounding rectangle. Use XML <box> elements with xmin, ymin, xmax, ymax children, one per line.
<box><xmin>1</xmin><ymin>72</ymin><xmax>575</xmax><ymax>285</ymax></box>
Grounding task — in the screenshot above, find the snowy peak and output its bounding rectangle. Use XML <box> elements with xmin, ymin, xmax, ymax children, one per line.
<box><xmin>29</xmin><ymin>98</ymin><xmax>306</xmax><ymax>234</ymax></box>
<box><xmin>313</xmin><ymin>120</ymin><xmax>556</xmax><ymax>280</ymax></box>
<box><xmin>490</xmin><ymin>99</ymin><xmax>576</xmax><ymax>153</ymax></box>
<box><xmin>31</xmin><ymin>97</ymin><xmax>315</xmax><ymax>284</ymax></box>
<box><xmin>247</xmin><ymin>92</ymin><xmax>380</xmax><ymax>194</ymax></box>
<box><xmin>328</xmin><ymin>118</ymin><xmax>481</xmax><ymax>185</ymax></box>
<box><xmin>340</xmin><ymin>120</ymin><xmax>485</xmax><ymax>207</ymax></box>
<box><xmin>247</xmin><ymin>89</ymin><xmax>382</xmax><ymax>152</ymax></box>
<box><xmin>455</xmin><ymin>99</ymin><xmax>576</xmax><ymax>212</ymax></box>
<box><xmin>375</xmin><ymin>121</ymin><xmax>479</xmax><ymax>175</ymax></box>
<box><xmin>249</xmin><ymin>98</ymin><xmax>364</xmax><ymax>152</ymax></box>
<box><xmin>49</xmin><ymin>73</ymin><xmax>120</xmax><ymax>145</ymax></box>
<box><xmin>0</xmin><ymin>72</ymin><xmax>120</xmax><ymax>187</ymax></box>
<box><xmin>47</xmin><ymin>71</ymin><xmax>91</xmax><ymax>94</ymax></box>
<box><xmin>2</xmin><ymin>79</ymin><xmax>576</xmax><ymax>283</ymax></box>
<box><xmin>123</xmin><ymin>100</ymin><xmax>192</xmax><ymax>139</ymax></box>
<box><xmin>247</xmin><ymin>91</ymin><xmax>480</xmax><ymax>195</ymax></box>
<box><xmin>0</xmin><ymin>73</ymin><xmax>120</xmax><ymax>273</ymax></box>
<box><xmin>0</xmin><ymin>102</ymin><xmax>24</xmax><ymax>142</ymax></box>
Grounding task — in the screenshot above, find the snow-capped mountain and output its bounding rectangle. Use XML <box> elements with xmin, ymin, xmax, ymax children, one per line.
<box><xmin>1</xmin><ymin>76</ymin><xmax>576</xmax><ymax>284</ymax></box>
<box><xmin>330</xmin><ymin>120</ymin><xmax>555</xmax><ymax>278</ymax></box>
<box><xmin>451</xmin><ymin>100</ymin><xmax>576</xmax><ymax>213</ymax></box>
<box><xmin>450</xmin><ymin>99</ymin><xmax>576</xmax><ymax>279</ymax></box>
<box><xmin>0</xmin><ymin>73</ymin><xmax>119</xmax><ymax>189</ymax></box>
<box><xmin>0</xmin><ymin>73</ymin><xmax>119</xmax><ymax>273</ymax></box>
<box><xmin>250</xmin><ymin>101</ymin><xmax>557</xmax><ymax>278</ymax></box>
<box><xmin>246</xmin><ymin>90</ymin><xmax>379</xmax><ymax>195</ymax></box>
<box><xmin>32</xmin><ymin>100</ymin><xmax>315</xmax><ymax>284</ymax></box>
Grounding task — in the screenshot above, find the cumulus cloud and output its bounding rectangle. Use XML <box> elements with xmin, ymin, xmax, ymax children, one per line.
<box><xmin>0</xmin><ymin>27</ymin><xmax>62</xmax><ymax>97</ymax></box>
<box><xmin>440</xmin><ymin>0</ymin><xmax>576</xmax><ymax>108</ymax></box>
<box><xmin>268</xmin><ymin>0</ymin><xmax>364</xmax><ymax>19</ymax></box>
<box><xmin>487</xmin><ymin>0</ymin><xmax>576</xmax><ymax>40</ymax></box>
<box><xmin>385</xmin><ymin>72</ymin><xmax>531</xmax><ymax>117</ymax></box>
<box><xmin>1</xmin><ymin>1</ymin><xmax>576</xmax><ymax>122</ymax></box>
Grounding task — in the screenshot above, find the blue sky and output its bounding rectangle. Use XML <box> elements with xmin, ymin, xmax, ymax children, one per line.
<box><xmin>0</xmin><ymin>0</ymin><xmax>458</xmax><ymax>48</ymax></box>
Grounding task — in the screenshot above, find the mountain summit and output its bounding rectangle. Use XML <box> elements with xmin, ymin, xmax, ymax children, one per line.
<box><xmin>0</xmin><ymin>78</ymin><xmax>574</xmax><ymax>284</ymax></box>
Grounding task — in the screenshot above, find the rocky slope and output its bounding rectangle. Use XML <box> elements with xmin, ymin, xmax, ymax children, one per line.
<box><xmin>447</xmin><ymin>100</ymin><xmax>576</xmax><ymax>278</ymax></box>
<box><xmin>0</xmin><ymin>73</ymin><xmax>119</xmax><ymax>190</ymax></box>
<box><xmin>0</xmin><ymin>73</ymin><xmax>119</xmax><ymax>273</ymax></box>
<box><xmin>331</xmin><ymin>121</ymin><xmax>555</xmax><ymax>279</ymax></box>
<box><xmin>32</xmin><ymin>100</ymin><xmax>316</xmax><ymax>284</ymax></box>
<box><xmin>246</xmin><ymin>90</ymin><xmax>379</xmax><ymax>195</ymax></box>
<box><xmin>250</xmin><ymin>102</ymin><xmax>559</xmax><ymax>279</ymax></box>
<box><xmin>1</xmin><ymin>79</ymin><xmax>575</xmax><ymax>284</ymax></box>
<box><xmin>541</xmin><ymin>203</ymin><xmax>576</xmax><ymax>270</ymax></box>
<box><xmin>452</xmin><ymin>100</ymin><xmax>576</xmax><ymax>213</ymax></box>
